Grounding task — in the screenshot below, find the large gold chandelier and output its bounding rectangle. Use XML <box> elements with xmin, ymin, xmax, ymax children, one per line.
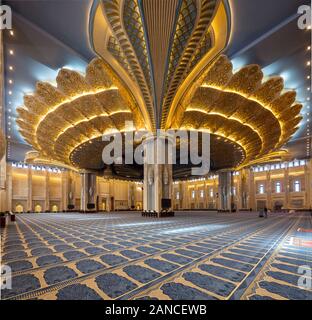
<box><xmin>16</xmin><ymin>0</ymin><xmax>302</xmax><ymax>173</ymax></box>
<box><xmin>17</xmin><ymin>59</ymin><xmax>146</xmax><ymax>168</ymax></box>
<box><xmin>170</xmin><ymin>55</ymin><xmax>302</xmax><ymax>168</ymax></box>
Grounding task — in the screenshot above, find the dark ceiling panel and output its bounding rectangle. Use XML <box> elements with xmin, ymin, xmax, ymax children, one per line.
<box><xmin>226</xmin><ymin>12</ymin><xmax>311</xmax><ymax>158</ymax></box>
<box><xmin>4</xmin><ymin>0</ymin><xmax>95</xmax><ymax>60</ymax></box>
<box><xmin>227</xmin><ymin>0</ymin><xmax>309</xmax><ymax>55</ymax></box>
<box><xmin>3</xmin><ymin>12</ymin><xmax>88</xmax><ymax>161</ymax></box>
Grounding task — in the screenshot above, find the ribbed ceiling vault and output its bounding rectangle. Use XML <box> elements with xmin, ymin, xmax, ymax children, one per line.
<box><xmin>93</xmin><ymin>0</ymin><xmax>224</xmax><ymax>131</ymax></box>
<box><xmin>141</xmin><ymin>0</ymin><xmax>180</xmax><ymax>124</ymax></box>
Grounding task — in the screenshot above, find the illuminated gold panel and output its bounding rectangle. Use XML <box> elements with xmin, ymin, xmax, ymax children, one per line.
<box><xmin>17</xmin><ymin>58</ymin><xmax>146</xmax><ymax>169</ymax></box>
<box><xmin>0</xmin><ymin>131</ymin><xmax>6</xmax><ymax>160</ymax></box>
<box><xmin>171</xmin><ymin>55</ymin><xmax>302</xmax><ymax>169</ymax></box>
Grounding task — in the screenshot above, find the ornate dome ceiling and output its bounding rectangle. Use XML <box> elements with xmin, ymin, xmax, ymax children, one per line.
<box><xmin>91</xmin><ymin>0</ymin><xmax>229</xmax><ymax>130</ymax></box>
<box><xmin>16</xmin><ymin>0</ymin><xmax>303</xmax><ymax>178</ymax></box>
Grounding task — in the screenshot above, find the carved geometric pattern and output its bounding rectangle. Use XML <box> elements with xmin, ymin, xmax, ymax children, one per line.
<box><xmin>102</xmin><ymin>0</ymin><xmax>156</xmax><ymax>130</ymax></box>
<box><xmin>165</xmin><ymin>0</ymin><xmax>198</xmax><ymax>93</ymax></box>
<box><xmin>161</xmin><ymin>0</ymin><xmax>219</xmax><ymax>128</ymax></box>
<box><xmin>123</xmin><ymin>0</ymin><xmax>153</xmax><ymax>93</ymax></box>
<box><xmin>186</xmin><ymin>30</ymin><xmax>213</xmax><ymax>75</ymax></box>
<box><xmin>107</xmin><ymin>36</ymin><xmax>135</xmax><ymax>80</ymax></box>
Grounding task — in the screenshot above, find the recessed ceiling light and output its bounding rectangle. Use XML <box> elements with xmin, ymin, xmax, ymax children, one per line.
<box><xmin>10</xmin><ymin>30</ymin><xmax>14</xmax><ymax>36</ymax></box>
<box><xmin>9</xmin><ymin>66</ymin><xmax>13</xmax><ymax>71</ymax></box>
<box><xmin>9</xmin><ymin>50</ymin><xmax>14</xmax><ymax>55</ymax></box>
<box><xmin>308</xmin><ymin>61</ymin><xmax>311</xmax><ymax>66</ymax></box>
<box><xmin>8</xmin><ymin>79</ymin><xmax>13</xmax><ymax>84</ymax></box>
<box><xmin>8</xmin><ymin>91</ymin><xmax>12</xmax><ymax>95</ymax></box>
<box><xmin>308</xmin><ymin>46</ymin><xmax>311</xmax><ymax>51</ymax></box>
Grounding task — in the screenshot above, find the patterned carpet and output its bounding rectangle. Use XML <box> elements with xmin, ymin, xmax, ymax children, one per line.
<box><xmin>1</xmin><ymin>211</ymin><xmax>311</xmax><ymax>300</ymax></box>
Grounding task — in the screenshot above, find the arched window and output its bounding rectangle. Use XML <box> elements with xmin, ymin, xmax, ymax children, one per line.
<box><xmin>275</xmin><ymin>182</ymin><xmax>281</xmax><ymax>193</ymax></box>
<box><xmin>200</xmin><ymin>190</ymin><xmax>204</xmax><ymax>198</ymax></box>
<box><xmin>35</xmin><ymin>205</ymin><xmax>42</xmax><ymax>213</ymax></box>
<box><xmin>294</xmin><ymin>180</ymin><xmax>301</xmax><ymax>192</ymax></box>
<box><xmin>15</xmin><ymin>204</ymin><xmax>23</xmax><ymax>213</ymax></box>
<box><xmin>259</xmin><ymin>184</ymin><xmax>265</xmax><ymax>194</ymax></box>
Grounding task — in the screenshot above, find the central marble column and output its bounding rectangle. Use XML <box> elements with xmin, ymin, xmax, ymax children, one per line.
<box><xmin>218</xmin><ymin>171</ymin><xmax>234</xmax><ymax>212</ymax></box>
<box><xmin>66</xmin><ymin>172</ymin><xmax>76</xmax><ymax>211</ymax></box>
<box><xmin>143</xmin><ymin>135</ymin><xmax>173</xmax><ymax>216</ymax></box>
<box><xmin>240</xmin><ymin>169</ymin><xmax>248</xmax><ymax>210</ymax></box>
<box><xmin>128</xmin><ymin>182</ymin><xmax>136</xmax><ymax>210</ymax></box>
<box><xmin>80</xmin><ymin>171</ymin><xmax>97</xmax><ymax>213</ymax></box>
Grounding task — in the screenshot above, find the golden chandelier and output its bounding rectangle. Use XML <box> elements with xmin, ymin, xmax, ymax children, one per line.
<box><xmin>17</xmin><ymin>0</ymin><xmax>302</xmax><ymax>172</ymax></box>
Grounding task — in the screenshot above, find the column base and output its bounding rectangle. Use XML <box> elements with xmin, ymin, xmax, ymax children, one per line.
<box><xmin>141</xmin><ymin>210</ymin><xmax>175</xmax><ymax>218</ymax></box>
<box><xmin>79</xmin><ymin>210</ymin><xmax>98</xmax><ymax>214</ymax></box>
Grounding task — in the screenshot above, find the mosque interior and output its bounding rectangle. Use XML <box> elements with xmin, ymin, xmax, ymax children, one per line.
<box><xmin>0</xmin><ymin>0</ymin><xmax>311</xmax><ymax>301</ymax></box>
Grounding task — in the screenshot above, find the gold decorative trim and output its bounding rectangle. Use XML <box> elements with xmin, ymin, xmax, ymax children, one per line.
<box><xmin>161</xmin><ymin>0</ymin><xmax>220</xmax><ymax>128</ymax></box>
<box><xmin>165</xmin><ymin>0</ymin><xmax>229</xmax><ymax>129</ymax></box>
<box><xmin>101</xmin><ymin>0</ymin><xmax>156</xmax><ymax>130</ymax></box>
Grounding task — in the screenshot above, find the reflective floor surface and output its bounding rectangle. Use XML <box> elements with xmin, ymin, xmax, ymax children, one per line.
<box><xmin>1</xmin><ymin>211</ymin><xmax>311</xmax><ymax>300</ymax></box>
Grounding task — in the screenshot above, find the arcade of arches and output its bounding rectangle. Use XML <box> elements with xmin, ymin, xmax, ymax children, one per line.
<box><xmin>0</xmin><ymin>160</ymin><xmax>311</xmax><ymax>213</ymax></box>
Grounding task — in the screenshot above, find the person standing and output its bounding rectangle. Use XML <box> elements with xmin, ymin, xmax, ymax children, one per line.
<box><xmin>264</xmin><ymin>207</ymin><xmax>268</xmax><ymax>218</ymax></box>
